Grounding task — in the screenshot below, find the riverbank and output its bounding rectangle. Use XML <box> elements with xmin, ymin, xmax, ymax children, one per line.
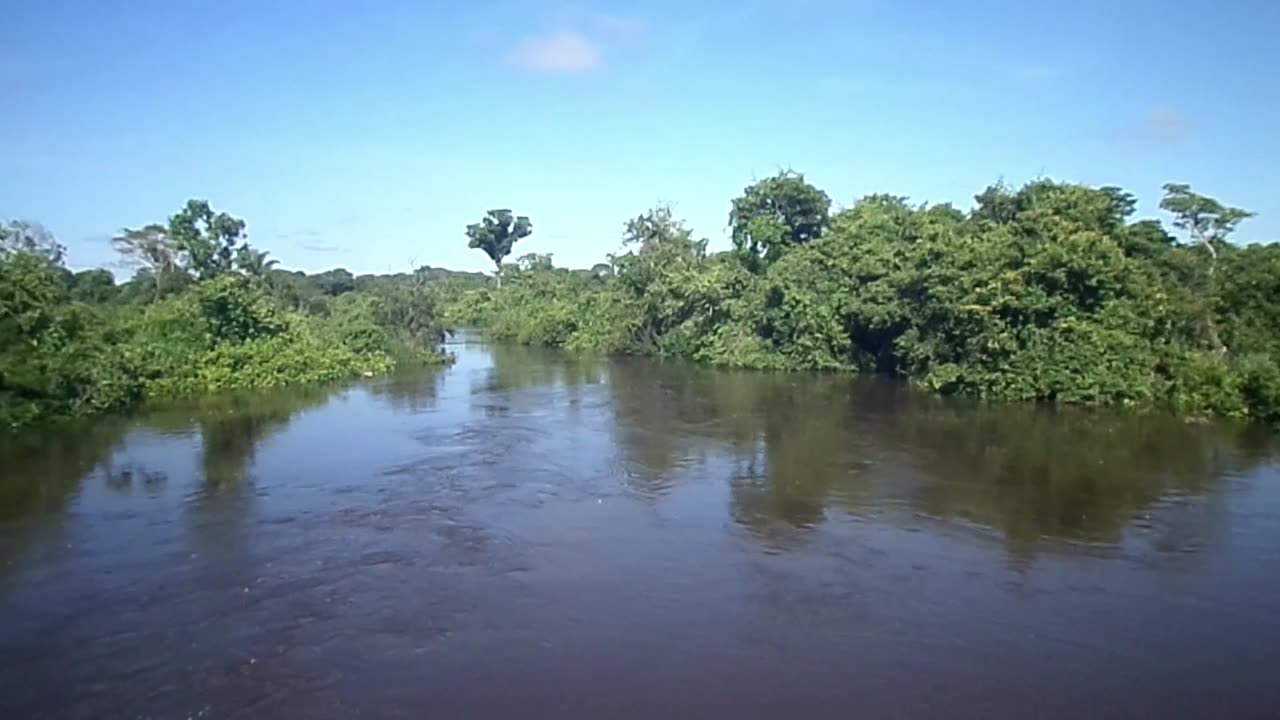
<box><xmin>446</xmin><ymin>176</ymin><xmax>1280</xmax><ymax>425</ymax></box>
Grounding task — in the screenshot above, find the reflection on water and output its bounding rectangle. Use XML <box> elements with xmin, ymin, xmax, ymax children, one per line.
<box><xmin>600</xmin><ymin>357</ymin><xmax>1274</xmax><ymax>557</ymax></box>
<box><xmin>2</xmin><ymin>338</ymin><xmax>1279</xmax><ymax>719</ymax></box>
<box><xmin>0</xmin><ymin>418</ymin><xmax>129</xmax><ymax>523</ymax></box>
<box><xmin>190</xmin><ymin>389</ymin><xmax>333</xmax><ymax>492</ymax></box>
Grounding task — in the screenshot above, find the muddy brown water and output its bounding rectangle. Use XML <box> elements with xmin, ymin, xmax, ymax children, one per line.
<box><xmin>3</xmin><ymin>336</ymin><xmax>1279</xmax><ymax>719</ymax></box>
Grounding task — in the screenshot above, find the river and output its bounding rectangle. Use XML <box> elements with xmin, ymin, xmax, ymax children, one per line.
<box><xmin>2</xmin><ymin>335</ymin><xmax>1279</xmax><ymax>719</ymax></box>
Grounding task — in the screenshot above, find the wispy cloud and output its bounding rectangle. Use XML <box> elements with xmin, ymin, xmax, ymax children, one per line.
<box><xmin>301</xmin><ymin>243</ymin><xmax>352</xmax><ymax>254</ymax></box>
<box><xmin>508</xmin><ymin>31</ymin><xmax>601</xmax><ymax>74</ymax></box>
<box><xmin>1110</xmin><ymin>106</ymin><xmax>1192</xmax><ymax>145</ymax></box>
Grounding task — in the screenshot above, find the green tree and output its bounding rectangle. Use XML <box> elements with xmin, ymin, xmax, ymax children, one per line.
<box><xmin>234</xmin><ymin>245</ymin><xmax>278</xmax><ymax>278</ymax></box>
<box><xmin>466</xmin><ymin>209</ymin><xmax>532</xmax><ymax>286</ymax></box>
<box><xmin>310</xmin><ymin>268</ymin><xmax>356</xmax><ymax>296</ymax></box>
<box><xmin>0</xmin><ymin>251</ymin><xmax>138</xmax><ymax>427</ymax></box>
<box><xmin>1159</xmin><ymin>183</ymin><xmax>1254</xmax><ymax>354</ymax></box>
<box><xmin>730</xmin><ymin>171</ymin><xmax>831</xmax><ymax>269</ymax></box>
<box><xmin>515</xmin><ymin>252</ymin><xmax>554</xmax><ymax>271</ymax></box>
<box><xmin>66</xmin><ymin>269</ymin><xmax>118</xmax><ymax>304</ymax></box>
<box><xmin>168</xmin><ymin>200</ymin><xmax>247</xmax><ymax>280</ymax></box>
<box><xmin>112</xmin><ymin>223</ymin><xmax>178</xmax><ymax>300</ymax></box>
<box><xmin>363</xmin><ymin>266</ymin><xmax>448</xmax><ymax>355</ymax></box>
<box><xmin>622</xmin><ymin>204</ymin><xmax>706</xmax><ymax>255</ymax></box>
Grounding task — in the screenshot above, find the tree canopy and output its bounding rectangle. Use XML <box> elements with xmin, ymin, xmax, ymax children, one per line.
<box><xmin>168</xmin><ymin>199</ymin><xmax>247</xmax><ymax>280</ymax></box>
<box><xmin>730</xmin><ymin>171</ymin><xmax>831</xmax><ymax>268</ymax></box>
<box><xmin>466</xmin><ymin>209</ymin><xmax>532</xmax><ymax>274</ymax></box>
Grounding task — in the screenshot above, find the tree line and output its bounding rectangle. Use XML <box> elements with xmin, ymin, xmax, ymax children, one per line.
<box><xmin>0</xmin><ymin>201</ymin><xmax>471</xmax><ymax>429</ymax></box>
<box><xmin>455</xmin><ymin>174</ymin><xmax>1280</xmax><ymax>423</ymax></box>
<box><xmin>5</xmin><ymin>174</ymin><xmax>1277</xmax><ymax>430</ymax></box>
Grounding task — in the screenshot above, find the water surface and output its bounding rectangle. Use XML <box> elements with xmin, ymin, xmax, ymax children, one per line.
<box><xmin>3</xmin><ymin>337</ymin><xmax>1279</xmax><ymax>719</ymax></box>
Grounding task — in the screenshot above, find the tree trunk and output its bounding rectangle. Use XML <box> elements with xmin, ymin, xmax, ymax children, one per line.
<box><xmin>1200</xmin><ymin>237</ymin><xmax>1227</xmax><ymax>355</ymax></box>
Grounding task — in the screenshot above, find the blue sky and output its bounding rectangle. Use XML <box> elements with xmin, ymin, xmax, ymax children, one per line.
<box><xmin>3</xmin><ymin>0</ymin><xmax>1278</xmax><ymax>275</ymax></box>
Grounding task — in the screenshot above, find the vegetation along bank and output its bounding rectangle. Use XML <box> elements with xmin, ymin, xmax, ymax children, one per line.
<box><xmin>3</xmin><ymin>174</ymin><xmax>1278</xmax><ymax>430</ymax></box>
<box><xmin>452</xmin><ymin>174</ymin><xmax>1280</xmax><ymax>424</ymax></box>
<box><xmin>0</xmin><ymin>201</ymin><xmax>462</xmax><ymax>429</ymax></box>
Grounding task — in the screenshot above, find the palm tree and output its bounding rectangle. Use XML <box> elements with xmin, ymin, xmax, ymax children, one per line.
<box><xmin>235</xmin><ymin>245</ymin><xmax>278</xmax><ymax>278</ymax></box>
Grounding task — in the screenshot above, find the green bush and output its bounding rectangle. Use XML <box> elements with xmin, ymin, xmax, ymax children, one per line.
<box><xmin>0</xmin><ymin>246</ymin><xmax>449</xmax><ymax>429</ymax></box>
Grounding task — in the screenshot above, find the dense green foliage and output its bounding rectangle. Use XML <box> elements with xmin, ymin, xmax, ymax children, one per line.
<box><xmin>0</xmin><ymin>201</ymin><xmax>457</xmax><ymax>429</ymax></box>
<box><xmin>466</xmin><ymin>209</ymin><xmax>532</xmax><ymax>284</ymax></box>
<box><xmin>7</xmin><ymin>176</ymin><xmax>1277</xmax><ymax>430</ymax></box>
<box><xmin>452</xmin><ymin>174</ymin><xmax>1280</xmax><ymax>423</ymax></box>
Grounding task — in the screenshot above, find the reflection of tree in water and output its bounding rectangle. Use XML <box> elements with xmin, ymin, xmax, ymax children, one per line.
<box><xmin>102</xmin><ymin>464</ymin><xmax>167</xmax><ymax>494</ymax></box>
<box><xmin>605</xmin><ymin>359</ymin><xmax>744</xmax><ymax>496</ymax></box>
<box><xmin>605</xmin><ymin>359</ymin><xmax>874</xmax><ymax>523</ymax></box>
<box><xmin>481</xmin><ymin>344</ymin><xmax>606</xmax><ymax>395</ymax></box>
<box><xmin>0</xmin><ymin>417</ymin><xmax>155</xmax><ymax>587</ymax></box>
<box><xmin>886</xmin><ymin>399</ymin><xmax>1276</xmax><ymax>556</ymax></box>
<box><xmin>364</xmin><ymin>368</ymin><xmax>444</xmax><ymax>414</ymax></box>
<box><xmin>144</xmin><ymin>387</ymin><xmax>332</xmax><ymax>493</ymax></box>
<box><xmin>603</xmin><ymin>359</ymin><xmax>703</xmax><ymax>491</ymax></box>
<box><xmin>475</xmin><ymin>343</ymin><xmax>606</xmax><ymax>420</ymax></box>
<box><xmin>0</xmin><ymin>418</ymin><xmax>129</xmax><ymax>522</ymax></box>
<box><xmin>726</xmin><ymin>377</ymin><xmax>874</xmax><ymax>547</ymax></box>
<box><xmin>601</xmin><ymin>355</ymin><xmax>1279</xmax><ymax>557</ymax></box>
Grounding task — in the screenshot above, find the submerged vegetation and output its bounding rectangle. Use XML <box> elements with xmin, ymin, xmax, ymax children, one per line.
<box><xmin>454</xmin><ymin>175</ymin><xmax>1280</xmax><ymax>424</ymax></box>
<box><xmin>0</xmin><ymin>202</ymin><xmax>464</xmax><ymax>429</ymax></box>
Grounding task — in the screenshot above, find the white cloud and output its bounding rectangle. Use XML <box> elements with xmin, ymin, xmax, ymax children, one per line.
<box><xmin>508</xmin><ymin>31</ymin><xmax>601</xmax><ymax>74</ymax></box>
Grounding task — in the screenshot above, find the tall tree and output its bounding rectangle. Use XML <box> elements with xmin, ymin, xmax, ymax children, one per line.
<box><xmin>730</xmin><ymin>171</ymin><xmax>830</xmax><ymax>269</ymax></box>
<box><xmin>1159</xmin><ymin>183</ymin><xmax>1254</xmax><ymax>354</ymax></box>
<box><xmin>466</xmin><ymin>209</ymin><xmax>532</xmax><ymax>286</ymax></box>
<box><xmin>623</xmin><ymin>204</ymin><xmax>705</xmax><ymax>256</ymax></box>
<box><xmin>168</xmin><ymin>200</ymin><xmax>247</xmax><ymax>280</ymax></box>
<box><xmin>1</xmin><ymin>220</ymin><xmax>65</xmax><ymax>265</ymax></box>
<box><xmin>112</xmin><ymin>223</ymin><xmax>178</xmax><ymax>300</ymax></box>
